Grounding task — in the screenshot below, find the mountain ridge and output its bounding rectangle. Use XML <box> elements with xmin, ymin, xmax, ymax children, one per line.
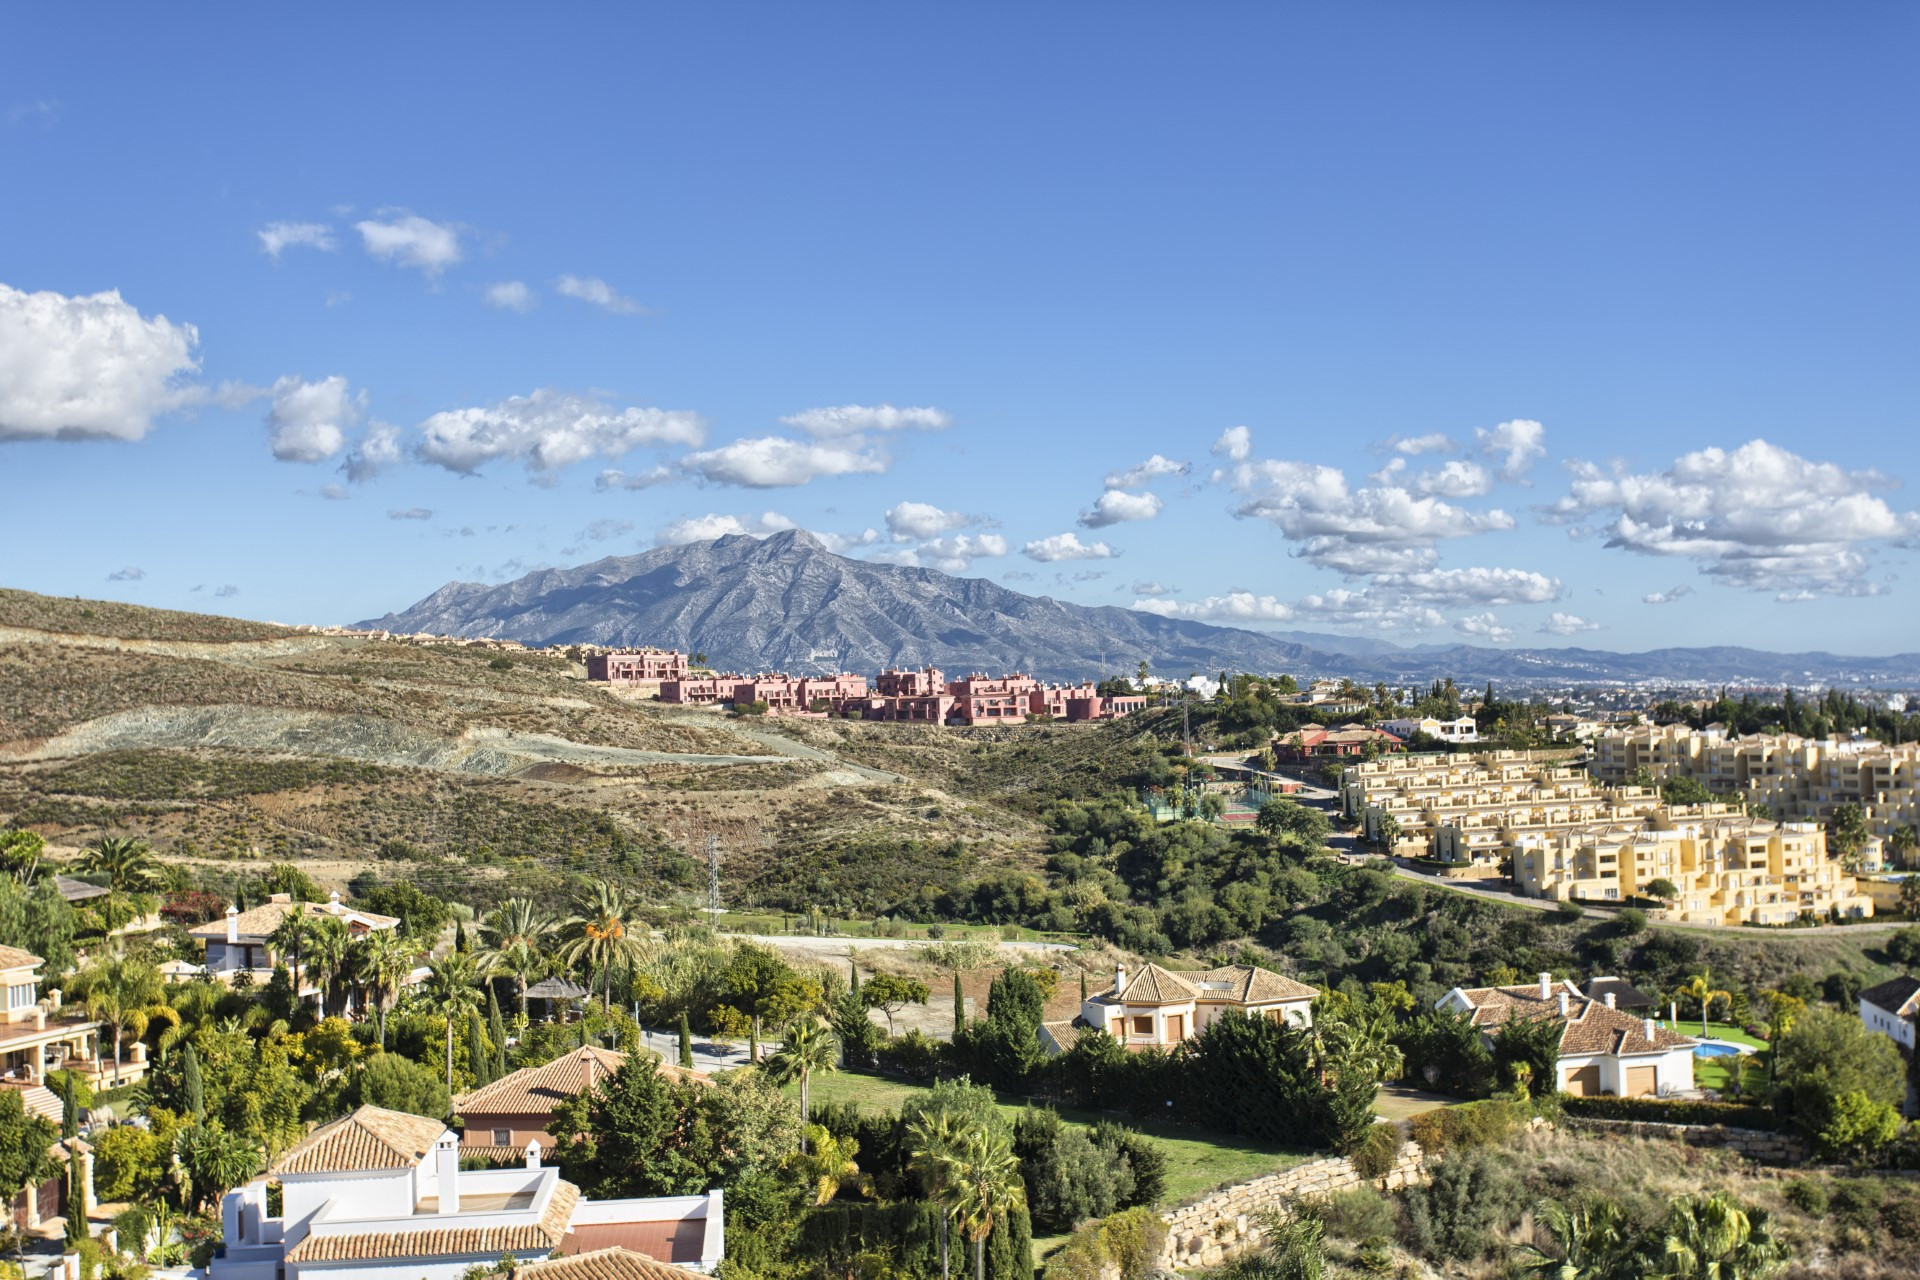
<box><xmin>359</xmin><ymin>531</ymin><xmax>1920</xmax><ymax>686</ymax></box>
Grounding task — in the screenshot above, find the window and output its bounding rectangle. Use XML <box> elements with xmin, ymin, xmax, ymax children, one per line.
<box><xmin>7</xmin><ymin>983</ymin><xmax>32</xmax><ymax>1010</ymax></box>
<box><xmin>492</xmin><ymin>1130</ymin><xmax>512</xmax><ymax>1146</ymax></box>
<box><xmin>1131</xmin><ymin>1016</ymin><xmax>1153</xmax><ymax>1037</ymax></box>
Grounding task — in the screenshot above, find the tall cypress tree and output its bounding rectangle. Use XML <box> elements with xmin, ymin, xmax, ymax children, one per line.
<box><xmin>677</xmin><ymin>1011</ymin><xmax>694</xmax><ymax>1069</ymax></box>
<box><xmin>58</xmin><ymin>1073</ymin><xmax>78</xmax><ymax>1142</ymax></box>
<box><xmin>468</xmin><ymin>1009</ymin><xmax>489</xmax><ymax>1085</ymax></box>
<box><xmin>849</xmin><ymin>958</ymin><xmax>861</xmax><ymax>1001</ymax></box>
<box><xmin>952</xmin><ymin>973</ymin><xmax>966</xmax><ymax>1033</ymax></box>
<box><xmin>487</xmin><ymin>989</ymin><xmax>509</xmax><ymax>1079</ymax></box>
<box><xmin>181</xmin><ymin>1043</ymin><xmax>205</xmax><ymax>1119</ymax></box>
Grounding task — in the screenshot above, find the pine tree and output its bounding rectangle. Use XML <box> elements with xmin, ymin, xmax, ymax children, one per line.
<box><xmin>849</xmin><ymin>957</ymin><xmax>861</xmax><ymax>1001</ymax></box>
<box><xmin>953</xmin><ymin>973</ymin><xmax>966</xmax><ymax>1033</ymax></box>
<box><xmin>182</xmin><ymin>1043</ymin><xmax>205</xmax><ymax>1119</ymax></box>
<box><xmin>677</xmin><ymin>1011</ymin><xmax>694</xmax><ymax>1069</ymax></box>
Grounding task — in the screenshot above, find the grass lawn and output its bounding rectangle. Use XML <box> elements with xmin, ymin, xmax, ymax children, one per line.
<box><xmin>1660</xmin><ymin>1020</ymin><xmax>1767</xmax><ymax>1049</ymax></box>
<box><xmin>1373</xmin><ymin>1085</ymin><xmax>1455</xmax><ymax>1121</ymax></box>
<box><xmin>799</xmin><ymin>1072</ymin><xmax>1312</xmax><ymax>1206</ymax></box>
<box><xmin>1657</xmin><ymin>1020</ymin><xmax>1770</xmax><ymax>1094</ymax></box>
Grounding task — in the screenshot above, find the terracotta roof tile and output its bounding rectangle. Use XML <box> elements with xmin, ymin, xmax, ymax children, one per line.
<box><xmin>522</xmin><ymin>1247</ymin><xmax>690</xmax><ymax>1280</ymax></box>
<box><xmin>285</xmin><ymin>1180</ymin><xmax>578</xmax><ymax>1263</ymax></box>
<box><xmin>0</xmin><ymin>946</ymin><xmax>41</xmax><ymax>970</ymax></box>
<box><xmin>188</xmin><ymin>898</ymin><xmax>400</xmax><ymax>941</ymax></box>
<box><xmin>455</xmin><ymin>1049</ymin><xmax>707</xmax><ymax>1118</ymax></box>
<box><xmin>1185</xmin><ymin>965</ymin><xmax>1318</xmax><ymax>1004</ymax></box>
<box><xmin>272</xmin><ymin>1105</ymin><xmax>448</xmax><ymax>1176</ymax></box>
<box><xmin>1454</xmin><ymin>983</ymin><xmax>1695</xmax><ymax>1056</ymax></box>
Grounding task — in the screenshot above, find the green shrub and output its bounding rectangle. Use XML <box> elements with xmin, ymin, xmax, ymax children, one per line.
<box><xmin>1319</xmin><ymin>1187</ymin><xmax>1396</xmax><ymax>1243</ymax></box>
<box><xmin>1042</xmin><ymin>1207</ymin><xmax>1165</xmax><ymax>1280</ymax></box>
<box><xmin>1882</xmin><ymin>1195</ymin><xmax>1920</xmax><ymax>1242</ymax></box>
<box><xmin>1831</xmin><ymin>1178</ymin><xmax>1885</xmax><ymax>1227</ymax></box>
<box><xmin>1561</xmin><ymin>1094</ymin><xmax>1777</xmax><ymax>1130</ymax></box>
<box><xmin>1783</xmin><ymin>1177</ymin><xmax>1828</xmax><ymax>1216</ymax></box>
<box><xmin>1400</xmin><ymin>1148</ymin><xmax>1528</xmax><ymax>1263</ymax></box>
<box><xmin>1347</xmin><ymin>1122</ymin><xmax>1401</xmax><ymax>1180</ymax></box>
<box><xmin>1408</xmin><ymin>1098</ymin><xmax>1526</xmax><ymax>1156</ymax></box>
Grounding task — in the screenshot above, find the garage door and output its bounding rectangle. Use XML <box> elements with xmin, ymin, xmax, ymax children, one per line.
<box><xmin>1624</xmin><ymin>1066</ymin><xmax>1659</xmax><ymax>1097</ymax></box>
<box><xmin>1563</xmin><ymin>1063</ymin><xmax>1601</xmax><ymax>1096</ymax></box>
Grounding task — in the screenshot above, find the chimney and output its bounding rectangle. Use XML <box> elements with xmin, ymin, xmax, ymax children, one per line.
<box><xmin>328</xmin><ymin>889</ymin><xmax>342</xmax><ymax>911</ymax></box>
<box><xmin>436</xmin><ymin>1139</ymin><xmax>460</xmax><ymax>1215</ymax></box>
<box><xmin>583</xmin><ymin>1048</ymin><xmax>598</xmax><ymax>1092</ymax></box>
<box><xmin>226</xmin><ymin>905</ymin><xmax>240</xmax><ymax>946</ymax></box>
<box><xmin>1604</xmin><ymin>992</ymin><xmax>1617</xmax><ymax>1009</ymax></box>
<box><xmin>1644</xmin><ymin>1017</ymin><xmax>1657</xmax><ymax>1041</ymax></box>
<box><xmin>1114</xmin><ymin>965</ymin><xmax>1127</xmax><ymax>995</ymax></box>
<box><xmin>1558</xmin><ymin>992</ymin><xmax>1569</xmax><ymax>1017</ymax></box>
<box><xmin>1538</xmin><ymin>972</ymin><xmax>1552</xmax><ymax>999</ymax></box>
<box><xmin>524</xmin><ymin>1138</ymin><xmax>542</xmax><ymax>1169</ymax></box>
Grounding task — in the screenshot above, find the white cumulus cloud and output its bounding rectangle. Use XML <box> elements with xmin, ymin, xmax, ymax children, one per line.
<box><xmin>1024</xmin><ymin>532</ymin><xmax>1118</xmax><ymax>562</ymax></box>
<box><xmin>555</xmin><ymin>275</ymin><xmax>642</xmax><ymax>315</ymax></box>
<box><xmin>418</xmin><ymin>388</ymin><xmax>705</xmax><ymax>474</ymax></box>
<box><xmin>916</xmin><ymin>533</ymin><xmax>1010</xmax><ymax>573</ymax></box>
<box><xmin>780</xmin><ymin>404</ymin><xmax>951</xmax><ymax>438</ymax></box>
<box><xmin>1105</xmin><ymin>454</ymin><xmax>1190</xmax><ymax>488</ymax></box>
<box><xmin>485</xmin><ymin>281</ymin><xmax>536</xmax><ymax>312</ymax></box>
<box><xmin>1211</xmin><ymin>425</ymin><xmax>1252</xmax><ymax>463</ymax></box>
<box><xmin>1386</xmin><ymin>433</ymin><xmax>1455</xmax><ymax>456</ymax></box>
<box><xmin>341</xmin><ymin>422</ymin><xmax>405</xmax><ymax>483</ymax></box>
<box><xmin>1079</xmin><ymin>489</ymin><xmax>1163</xmax><ymax>528</ymax></box>
<box><xmin>1132</xmin><ymin>592</ymin><xmax>1294</xmax><ymax>622</ymax></box>
<box><xmin>1547</xmin><ymin>438</ymin><xmax>1918</xmax><ymax>599</ymax></box>
<box><xmin>1538</xmin><ymin>612</ymin><xmax>1602</xmax><ymax>636</ymax></box>
<box><xmin>257</xmin><ymin>221</ymin><xmax>336</xmax><ymax>258</ymax></box>
<box><xmin>1475</xmin><ymin>418</ymin><xmax>1547</xmax><ymax>482</ymax></box>
<box><xmin>1453</xmin><ymin>612</ymin><xmax>1515</xmax><ymax>643</ymax></box>
<box><xmin>1371</xmin><ymin>566</ymin><xmax>1563</xmax><ymax>607</ymax></box>
<box><xmin>885</xmin><ymin>501</ymin><xmax>976</xmax><ymax>541</ymax></box>
<box><xmin>682</xmin><ymin>437</ymin><xmax>885</xmax><ymax>487</ymax></box>
<box><xmin>1643</xmin><ymin>585</ymin><xmax>1693</xmax><ymax>605</ymax></box>
<box><xmin>0</xmin><ymin>284</ymin><xmax>201</xmax><ymax>442</ymax></box>
<box><xmin>355</xmin><ymin>214</ymin><xmax>463</xmax><ymax>277</ymax></box>
<box><xmin>1413</xmin><ymin>460</ymin><xmax>1494</xmax><ymax>499</ymax></box>
<box><xmin>266</xmin><ymin>374</ymin><xmax>363</xmax><ymax>463</ymax></box>
<box><xmin>653</xmin><ymin>511</ymin><xmax>797</xmax><ymax>546</ymax></box>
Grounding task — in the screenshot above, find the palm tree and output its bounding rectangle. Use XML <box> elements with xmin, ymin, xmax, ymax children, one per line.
<box><xmin>414</xmin><ymin>951</ymin><xmax>484</xmax><ymax>1099</ymax></box>
<box><xmin>351</xmin><ymin>930</ymin><xmax>417</xmax><ymax>1048</ymax></box>
<box><xmin>783</xmin><ymin>1124</ymin><xmax>864</xmax><ymax>1205</ymax></box>
<box><xmin>555</xmin><ymin>881</ymin><xmax>649</xmax><ymax>1012</ymax></box>
<box><xmin>1646</xmin><ymin>1192</ymin><xmax>1784</xmax><ymax>1280</ymax></box>
<box><xmin>943</xmin><ymin>1123</ymin><xmax>1027</xmax><ymax>1280</ymax></box>
<box><xmin>304</xmin><ymin>916</ymin><xmax>351</xmax><ymax>1017</ymax></box>
<box><xmin>1519</xmin><ymin>1198</ymin><xmax>1634</xmax><ymax>1280</ymax></box>
<box><xmin>72</xmin><ymin>957</ymin><xmax>172</xmax><ymax>1085</ymax></box>
<box><xmin>762</xmin><ymin>1015</ymin><xmax>840</xmax><ymax>1142</ymax></box>
<box><xmin>479</xmin><ymin>898</ymin><xmax>551</xmax><ymax>1017</ymax></box>
<box><xmin>268</xmin><ymin>909</ymin><xmax>317</xmax><ymax>989</ymax></box>
<box><xmin>907</xmin><ymin>1109</ymin><xmax>962</xmax><ymax>1280</ymax></box>
<box><xmin>1674</xmin><ymin>968</ymin><xmax>1732</xmax><ymax>1037</ymax></box>
<box><xmin>78</xmin><ymin>836</ymin><xmax>164</xmax><ymax>929</ymax></box>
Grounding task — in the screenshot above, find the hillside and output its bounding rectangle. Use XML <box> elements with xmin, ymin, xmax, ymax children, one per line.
<box><xmin>359</xmin><ymin>531</ymin><xmax>1920</xmax><ymax>686</ymax></box>
<box><xmin>2</xmin><ymin>587</ymin><xmax>1153</xmax><ymax>911</ymax></box>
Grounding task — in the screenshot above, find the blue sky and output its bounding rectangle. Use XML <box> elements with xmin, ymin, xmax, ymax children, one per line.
<box><xmin>3</xmin><ymin>4</ymin><xmax>1916</xmax><ymax>653</ymax></box>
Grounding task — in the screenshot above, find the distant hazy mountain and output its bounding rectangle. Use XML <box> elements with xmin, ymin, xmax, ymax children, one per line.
<box><xmin>360</xmin><ymin>531</ymin><xmax>1920</xmax><ymax>686</ymax></box>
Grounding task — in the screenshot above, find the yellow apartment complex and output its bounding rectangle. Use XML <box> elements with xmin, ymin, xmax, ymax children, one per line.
<box><xmin>1590</xmin><ymin>725</ymin><xmax>1920</xmax><ymax>865</ymax></box>
<box><xmin>1339</xmin><ymin>750</ymin><xmax>1872</xmax><ymax>925</ymax></box>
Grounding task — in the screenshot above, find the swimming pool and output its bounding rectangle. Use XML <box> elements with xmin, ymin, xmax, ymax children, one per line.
<box><xmin>1694</xmin><ymin>1043</ymin><xmax>1743</xmax><ymax>1058</ymax></box>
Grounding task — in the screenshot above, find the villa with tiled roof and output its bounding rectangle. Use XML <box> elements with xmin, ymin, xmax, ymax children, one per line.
<box><xmin>1048</xmin><ymin>963</ymin><xmax>1318</xmax><ymax>1053</ymax></box>
<box><xmin>188</xmin><ymin>891</ymin><xmax>405</xmax><ymax>1006</ymax></box>
<box><xmin>515</xmin><ymin>1246</ymin><xmax>695</xmax><ymax>1280</ymax></box>
<box><xmin>209</xmin><ymin>1105</ymin><xmax>723</xmax><ymax>1280</ymax></box>
<box><xmin>1859</xmin><ymin>974</ymin><xmax>1920</xmax><ymax>1051</ymax></box>
<box><xmin>1437</xmin><ymin>973</ymin><xmax>1698</xmax><ymax>1097</ymax></box>
<box><xmin>454</xmin><ymin>1048</ymin><xmax>708</xmax><ymax>1162</ymax></box>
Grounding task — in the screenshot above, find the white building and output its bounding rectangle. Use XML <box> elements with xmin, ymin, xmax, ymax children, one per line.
<box><xmin>1382</xmin><ymin>716</ymin><xmax>1480</xmax><ymax>745</ymax></box>
<box><xmin>1046</xmin><ymin>963</ymin><xmax>1316</xmax><ymax>1053</ymax></box>
<box><xmin>1859</xmin><ymin>975</ymin><xmax>1920</xmax><ymax>1050</ymax></box>
<box><xmin>1437</xmin><ymin>973</ymin><xmax>1698</xmax><ymax>1097</ymax></box>
<box><xmin>211</xmin><ymin>1106</ymin><xmax>722</xmax><ymax>1280</ymax></box>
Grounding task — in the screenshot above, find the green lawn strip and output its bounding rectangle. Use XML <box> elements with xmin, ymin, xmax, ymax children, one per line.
<box><xmin>799</xmin><ymin>1072</ymin><xmax>1311</xmax><ymax>1208</ymax></box>
<box><xmin>1660</xmin><ymin>1019</ymin><xmax>1767</xmax><ymax>1049</ymax></box>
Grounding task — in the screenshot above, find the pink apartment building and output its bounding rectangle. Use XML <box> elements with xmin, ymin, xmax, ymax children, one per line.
<box><xmin>585</xmin><ymin>650</ymin><xmax>690</xmax><ymax>684</ymax></box>
<box><xmin>656</xmin><ymin>659</ymin><xmax>1143</xmax><ymax>725</ymax></box>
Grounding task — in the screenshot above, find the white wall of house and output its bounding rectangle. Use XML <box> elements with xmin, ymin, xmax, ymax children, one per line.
<box><xmin>1861</xmin><ymin>999</ymin><xmax>1917</xmax><ymax>1049</ymax></box>
<box><xmin>1558</xmin><ymin>1048</ymin><xmax>1695</xmax><ymax>1097</ymax></box>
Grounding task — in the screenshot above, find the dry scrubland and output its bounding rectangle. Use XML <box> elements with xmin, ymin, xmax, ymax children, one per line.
<box><xmin>0</xmin><ymin>588</ymin><xmax>1118</xmax><ymax>911</ymax></box>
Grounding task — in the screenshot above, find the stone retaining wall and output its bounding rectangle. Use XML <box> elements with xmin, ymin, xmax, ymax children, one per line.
<box><xmin>1157</xmin><ymin>1142</ymin><xmax>1428</xmax><ymax>1271</ymax></box>
<box><xmin>1564</xmin><ymin>1117</ymin><xmax>1809</xmax><ymax>1163</ymax></box>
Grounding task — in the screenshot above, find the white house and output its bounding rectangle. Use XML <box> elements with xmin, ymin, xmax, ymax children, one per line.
<box><xmin>1382</xmin><ymin>716</ymin><xmax>1480</xmax><ymax>745</ymax></box>
<box><xmin>188</xmin><ymin>893</ymin><xmax>404</xmax><ymax>1007</ymax></box>
<box><xmin>1437</xmin><ymin>973</ymin><xmax>1697</xmax><ymax>1097</ymax></box>
<box><xmin>210</xmin><ymin>1106</ymin><xmax>723</xmax><ymax>1280</ymax></box>
<box><xmin>1859</xmin><ymin>975</ymin><xmax>1920</xmax><ymax>1050</ymax></box>
<box><xmin>1047</xmin><ymin>963</ymin><xmax>1317</xmax><ymax>1053</ymax></box>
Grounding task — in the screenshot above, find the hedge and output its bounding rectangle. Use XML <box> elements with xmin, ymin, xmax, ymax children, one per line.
<box><xmin>1561</xmin><ymin>1094</ymin><xmax>1777</xmax><ymax>1130</ymax></box>
<box><xmin>799</xmin><ymin>1200</ymin><xmax>1033</xmax><ymax>1280</ymax></box>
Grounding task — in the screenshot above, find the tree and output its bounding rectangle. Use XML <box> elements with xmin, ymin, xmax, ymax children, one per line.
<box><xmin>358</xmin><ymin>1051</ymin><xmax>448</xmax><ymax>1117</ymax></box>
<box><xmin>180</xmin><ymin>1042</ymin><xmax>205</xmax><ymax>1119</ymax></box>
<box><xmin>678</xmin><ymin>1011</ymin><xmax>694</xmax><ymax>1069</ymax></box>
<box><xmin>480</xmin><ymin>897</ymin><xmax>551</xmax><ymax>1017</ymax></box>
<box><xmin>1898</xmin><ymin>871</ymin><xmax>1920</xmax><ymax>920</ymax></box>
<box><xmin>415</xmin><ymin>951</ymin><xmax>485</xmax><ymax>1100</ymax></box>
<box><xmin>1674</xmin><ymin>968</ymin><xmax>1732</xmax><ymax>1036</ymax></box>
<box><xmin>1376</xmin><ymin>814</ymin><xmax>1402</xmax><ymax>851</ymax></box>
<box><xmin>1643</xmin><ymin>878</ymin><xmax>1680</xmax><ymax>904</ymax></box>
<box><xmin>173</xmin><ymin>1123</ymin><xmax>260</xmax><ymax>1211</ymax></box>
<box><xmin>557</xmin><ymin>881</ymin><xmax>650</xmax><ymax>1012</ymax></box>
<box><xmin>78</xmin><ymin>836</ymin><xmax>164</xmax><ymax>927</ymax></box>
<box><xmin>952</xmin><ymin>973</ymin><xmax>966</xmax><ymax>1034</ymax></box>
<box><xmin>1891</xmin><ymin>826</ymin><xmax>1920</xmax><ymax>872</ymax></box>
<box><xmin>1643</xmin><ymin>1192</ymin><xmax>1784</xmax><ymax>1280</ymax></box>
<box><xmin>71</xmin><ymin>956</ymin><xmax>171</xmax><ymax>1086</ymax></box>
<box><xmin>353</xmin><ymin>929</ymin><xmax>418</xmax><ymax>1049</ymax></box>
<box><xmin>1772</xmin><ymin>1007</ymin><xmax>1906</xmax><ymax>1158</ymax></box>
<box><xmin>763</xmin><ymin>1015</ymin><xmax>840</xmax><ymax>1140</ymax></box>
<box><xmin>908</xmin><ymin>1109</ymin><xmax>963</xmax><ymax>1280</ymax></box>
<box><xmin>1828</xmin><ymin>802</ymin><xmax>1871</xmax><ymax>869</ymax></box>
<box><xmin>0</xmin><ymin>1090</ymin><xmax>57</xmax><ymax>1250</ymax></box>
<box><xmin>268</xmin><ymin>909</ymin><xmax>317</xmax><ymax>991</ymax></box>
<box><xmin>305</xmin><ymin>915</ymin><xmax>351</xmax><ymax>1017</ymax></box>
<box><xmin>862</xmin><ymin>974</ymin><xmax>932</xmax><ymax>1037</ymax></box>
<box><xmin>0</xmin><ymin>829</ymin><xmax>44</xmax><ymax>880</ymax></box>
<box><xmin>784</xmin><ymin>1124</ymin><xmax>863</xmax><ymax>1205</ymax></box>
<box><xmin>468</xmin><ymin>1008</ymin><xmax>491</xmax><ymax>1086</ymax></box>
<box><xmin>1256</xmin><ymin>798</ymin><xmax>1331</xmax><ymax>847</ymax></box>
<box><xmin>943</xmin><ymin>1123</ymin><xmax>1027</xmax><ymax>1280</ymax></box>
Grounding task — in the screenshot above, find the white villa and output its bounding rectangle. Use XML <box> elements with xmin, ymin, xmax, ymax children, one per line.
<box><xmin>1381</xmin><ymin>716</ymin><xmax>1480</xmax><ymax>745</ymax></box>
<box><xmin>1438</xmin><ymin>974</ymin><xmax>1698</xmax><ymax>1097</ymax></box>
<box><xmin>1046</xmin><ymin>963</ymin><xmax>1318</xmax><ymax>1053</ymax></box>
<box><xmin>210</xmin><ymin>1106</ymin><xmax>723</xmax><ymax>1280</ymax></box>
<box><xmin>188</xmin><ymin>893</ymin><xmax>404</xmax><ymax>1005</ymax></box>
<box><xmin>1859</xmin><ymin>975</ymin><xmax>1920</xmax><ymax>1051</ymax></box>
